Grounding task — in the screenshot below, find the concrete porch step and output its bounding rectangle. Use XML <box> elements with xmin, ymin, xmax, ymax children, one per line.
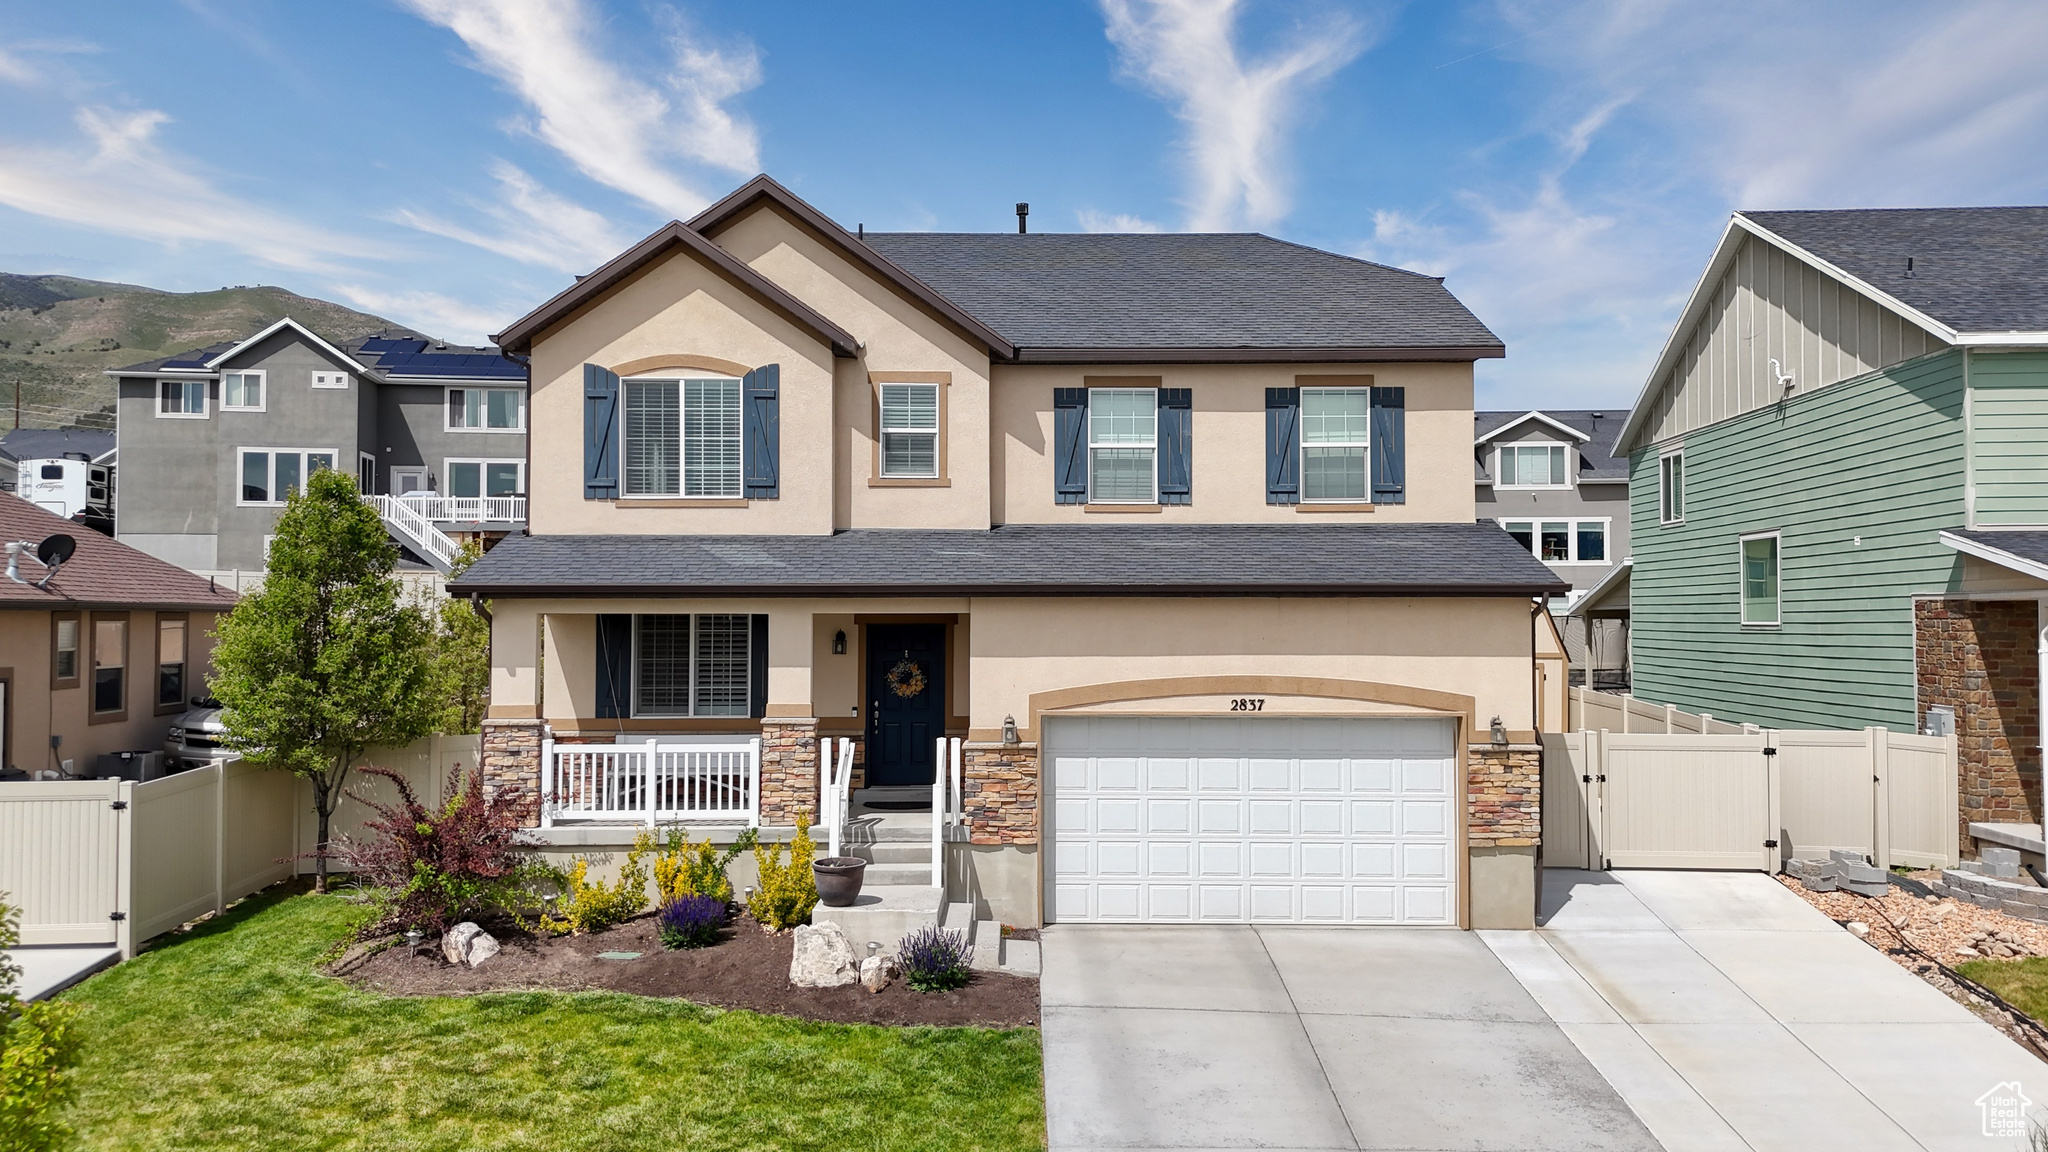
<box><xmin>861</xmin><ymin>862</ymin><xmax>938</xmax><ymax>886</ymax></box>
<box><xmin>809</xmin><ymin>886</ymin><xmax>941</xmax><ymax>952</ymax></box>
<box><xmin>850</xmin><ymin>842</ymin><xmax>931</xmax><ymax>865</ymax></box>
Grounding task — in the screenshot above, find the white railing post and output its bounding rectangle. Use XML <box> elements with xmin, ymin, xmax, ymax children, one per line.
<box><xmin>933</xmin><ymin>737</ymin><xmax>946</xmax><ymax>890</ymax></box>
<box><xmin>950</xmin><ymin>737</ymin><xmax>963</xmax><ymax>829</ymax></box>
<box><xmin>539</xmin><ymin>736</ymin><xmax>556</xmax><ymax>828</ymax></box>
<box><xmin>838</xmin><ymin>738</ymin><xmax>854</xmax><ymax>844</ymax></box>
<box><xmin>643</xmin><ymin>738</ymin><xmax>658</xmax><ymax>827</ymax></box>
<box><xmin>748</xmin><ymin>737</ymin><xmax>762</xmax><ymax>829</ymax></box>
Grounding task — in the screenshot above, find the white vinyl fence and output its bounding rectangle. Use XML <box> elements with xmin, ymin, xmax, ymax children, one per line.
<box><xmin>0</xmin><ymin>735</ymin><xmax>484</xmax><ymax>958</ymax></box>
<box><xmin>1572</xmin><ymin>687</ymin><xmax>1749</xmax><ymax>735</ymax></box>
<box><xmin>1543</xmin><ymin>727</ymin><xmax>1959</xmax><ymax>873</ymax></box>
<box><xmin>540</xmin><ymin>737</ymin><xmax>760</xmax><ymax>827</ymax></box>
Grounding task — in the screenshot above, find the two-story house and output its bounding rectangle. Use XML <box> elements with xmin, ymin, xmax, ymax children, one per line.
<box><xmin>453</xmin><ymin>176</ymin><xmax>1569</xmax><ymax>931</ymax></box>
<box><xmin>108</xmin><ymin>320</ymin><xmax>528</xmax><ymax>574</ymax></box>
<box><xmin>1613</xmin><ymin>206</ymin><xmax>2048</xmax><ymax>851</ymax></box>
<box><xmin>1475</xmin><ymin>409</ymin><xmax>1631</xmax><ymax>688</ymax></box>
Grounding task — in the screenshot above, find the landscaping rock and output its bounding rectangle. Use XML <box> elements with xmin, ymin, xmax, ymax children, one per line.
<box><xmin>464</xmin><ymin>930</ymin><xmax>501</xmax><ymax>968</ymax></box>
<box><xmin>789</xmin><ymin>921</ymin><xmax>859</xmax><ymax>988</ymax></box>
<box><xmin>860</xmin><ymin>953</ymin><xmax>898</xmax><ymax>993</ymax></box>
<box><xmin>443</xmin><ymin>922</ymin><xmax>483</xmax><ymax>965</ymax></box>
<box><xmin>1846</xmin><ymin>921</ymin><xmax>1870</xmax><ymax>939</ymax></box>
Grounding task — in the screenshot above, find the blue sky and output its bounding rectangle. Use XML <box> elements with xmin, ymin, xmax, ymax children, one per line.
<box><xmin>3</xmin><ymin>1</ymin><xmax>2047</xmax><ymax>411</ymax></box>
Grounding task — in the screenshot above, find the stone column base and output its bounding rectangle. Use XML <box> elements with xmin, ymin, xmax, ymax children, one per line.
<box><xmin>759</xmin><ymin>717</ymin><xmax>821</xmax><ymax>827</ymax></box>
<box><xmin>481</xmin><ymin>718</ymin><xmax>543</xmax><ymax>828</ymax></box>
<box><xmin>1467</xmin><ymin>743</ymin><xmax>1540</xmax><ymax>850</ymax></box>
<box><xmin>963</xmin><ymin>741</ymin><xmax>1039</xmax><ymax>846</ymax></box>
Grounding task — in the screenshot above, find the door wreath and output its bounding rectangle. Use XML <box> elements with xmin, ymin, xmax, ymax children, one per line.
<box><xmin>885</xmin><ymin>656</ymin><xmax>928</xmax><ymax>699</ymax></box>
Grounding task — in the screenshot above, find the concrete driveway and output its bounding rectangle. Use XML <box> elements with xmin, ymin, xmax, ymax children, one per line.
<box><xmin>1485</xmin><ymin>870</ymin><xmax>2048</xmax><ymax>1152</ymax></box>
<box><xmin>1039</xmin><ymin>924</ymin><xmax>1661</xmax><ymax>1152</ymax></box>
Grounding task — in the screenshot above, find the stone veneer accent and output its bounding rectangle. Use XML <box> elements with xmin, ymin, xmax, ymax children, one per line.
<box><xmin>481</xmin><ymin>718</ymin><xmax>543</xmax><ymax>827</ymax></box>
<box><xmin>1917</xmin><ymin>599</ymin><xmax>2040</xmax><ymax>851</ymax></box>
<box><xmin>758</xmin><ymin>717</ymin><xmax>821</xmax><ymax>827</ymax></box>
<box><xmin>1467</xmin><ymin>744</ymin><xmax>1540</xmax><ymax>849</ymax></box>
<box><xmin>963</xmin><ymin>741</ymin><xmax>1039</xmax><ymax>846</ymax></box>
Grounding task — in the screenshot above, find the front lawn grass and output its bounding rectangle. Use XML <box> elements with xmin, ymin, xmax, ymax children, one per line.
<box><xmin>59</xmin><ymin>888</ymin><xmax>1045</xmax><ymax>1151</ymax></box>
<box><xmin>1958</xmin><ymin>955</ymin><xmax>2048</xmax><ymax>1025</ymax></box>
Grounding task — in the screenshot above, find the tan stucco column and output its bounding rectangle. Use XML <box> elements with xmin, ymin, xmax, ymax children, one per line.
<box><xmin>766</xmin><ymin>606</ymin><xmax>813</xmax><ymax>715</ymax></box>
<box><xmin>489</xmin><ymin>600</ymin><xmax>539</xmax><ymax>716</ymax></box>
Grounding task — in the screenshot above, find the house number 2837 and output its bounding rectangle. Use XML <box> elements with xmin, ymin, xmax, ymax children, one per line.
<box><xmin>1229</xmin><ymin>698</ymin><xmax>1266</xmax><ymax>711</ymax></box>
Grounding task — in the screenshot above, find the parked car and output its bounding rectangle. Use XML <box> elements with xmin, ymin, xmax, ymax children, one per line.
<box><xmin>164</xmin><ymin>697</ymin><xmax>229</xmax><ymax>769</ymax></box>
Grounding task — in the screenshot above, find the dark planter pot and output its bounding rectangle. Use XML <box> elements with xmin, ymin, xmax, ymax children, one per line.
<box><xmin>813</xmin><ymin>857</ymin><xmax>867</xmax><ymax>907</ymax></box>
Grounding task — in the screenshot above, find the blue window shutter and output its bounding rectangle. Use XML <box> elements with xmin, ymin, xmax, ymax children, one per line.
<box><xmin>584</xmin><ymin>364</ymin><xmax>620</xmax><ymax>499</ymax></box>
<box><xmin>1158</xmin><ymin>388</ymin><xmax>1192</xmax><ymax>505</ymax></box>
<box><xmin>1265</xmin><ymin>387</ymin><xmax>1299</xmax><ymax>504</ymax></box>
<box><xmin>749</xmin><ymin>614</ymin><xmax>768</xmax><ymax>719</ymax></box>
<box><xmin>1054</xmin><ymin>388</ymin><xmax>1088</xmax><ymax>504</ymax></box>
<box><xmin>744</xmin><ymin>364</ymin><xmax>780</xmax><ymax>499</ymax></box>
<box><xmin>596</xmin><ymin>614</ymin><xmax>632</xmax><ymax>718</ymax></box>
<box><xmin>1371</xmin><ymin>386</ymin><xmax>1406</xmax><ymax>504</ymax></box>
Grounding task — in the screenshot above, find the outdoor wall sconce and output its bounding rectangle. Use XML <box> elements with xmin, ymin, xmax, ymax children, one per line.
<box><xmin>833</xmin><ymin>629</ymin><xmax>847</xmax><ymax>655</ymax></box>
<box><xmin>1002</xmin><ymin>714</ymin><xmax>1020</xmax><ymax>745</ymax></box>
<box><xmin>1490</xmin><ymin>715</ymin><xmax>1508</xmax><ymax>746</ymax></box>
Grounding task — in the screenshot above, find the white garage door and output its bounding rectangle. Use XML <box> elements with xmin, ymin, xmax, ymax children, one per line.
<box><xmin>1046</xmin><ymin>715</ymin><xmax>1458</xmax><ymax>925</ymax></box>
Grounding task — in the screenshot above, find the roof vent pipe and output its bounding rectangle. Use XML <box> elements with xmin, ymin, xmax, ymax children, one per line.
<box><xmin>1016</xmin><ymin>203</ymin><xmax>1029</xmax><ymax>234</ymax></box>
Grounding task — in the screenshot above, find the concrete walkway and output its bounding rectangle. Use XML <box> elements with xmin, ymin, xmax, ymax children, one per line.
<box><xmin>1040</xmin><ymin>924</ymin><xmax>1660</xmax><ymax>1151</ymax></box>
<box><xmin>4</xmin><ymin>945</ymin><xmax>119</xmax><ymax>1000</ymax></box>
<box><xmin>1484</xmin><ymin>870</ymin><xmax>2048</xmax><ymax>1152</ymax></box>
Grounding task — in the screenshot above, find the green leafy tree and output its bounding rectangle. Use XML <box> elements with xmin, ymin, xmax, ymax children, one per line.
<box><xmin>1</xmin><ymin>897</ymin><xmax>81</xmax><ymax>1152</ymax></box>
<box><xmin>210</xmin><ymin>468</ymin><xmax>438</xmax><ymax>891</ymax></box>
<box><xmin>425</xmin><ymin>542</ymin><xmax>491</xmax><ymax>736</ymax></box>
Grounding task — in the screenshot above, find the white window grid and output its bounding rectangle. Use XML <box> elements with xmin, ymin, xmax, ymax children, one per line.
<box><xmin>1660</xmin><ymin>450</ymin><xmax>1685</xmax><ymax>524</ymax></box>
<box><xmin>621</xmin><ymin>377</ymin><xmax>742</xmax><ymax>498</ymax></box>
<box><xmin>221</xmin><ymin>370</ymin><xmax>266</xmax><ymax>412</ymax></box>
<box><xmin>1300</xmin><ymin>386</ymin><xmax>1372</xmax><ymax>503</ymax></box>
<box><xmin>1088</xmin><ymin>386</ymin><xmax>1157</xmax><ymax>503</ymax></box>
<box><xmin>310</xmin><ymin>370</ymin><xmax>350</xmax><ymax>389</ymax></box>
<box><xmin>1498</xmin><ymin>517</ymin><xmax>1611</xmax><ymax>564</ymax></box>
<box><xmin>445</xmin><ymin>387</ymin><xmax>525</xmax><ymax>432</ymax></box>
<box><xmin>1496</xmin><ymin>442</ymin><xmax>1568</xmax><ymax>488</ymax></box>
<box><xmin>879</xmin><ymin>382</ymin><xmax>940</xmax><ymax>478</ymax></box>
<box><xmin>157</xmin><ymin>378</ymin><xmax>208</xmax><ymax>419</ymax></box>
<box><xmin>237</xmin><ymin>447</ymin><xmax>339</xmax><ymax>506</ymax></box>
<box><xmin>632</xmin><ymin>614</ymin><xmax>751</xmax><ymax>717</ymax></box>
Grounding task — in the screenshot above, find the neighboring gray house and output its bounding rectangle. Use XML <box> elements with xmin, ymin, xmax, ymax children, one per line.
<box><xmin>1475</xmin><ymin>409</ymin><xmax>1631</xmax><ymax>687</ymax></box>
<box><xmin>109</xmin><ymin>318</ymin><xmax>527</xmax><ymax>573</ymax></box>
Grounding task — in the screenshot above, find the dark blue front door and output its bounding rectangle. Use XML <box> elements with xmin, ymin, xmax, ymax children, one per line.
<box><xmin>866</xmin><ymin>623</ymin><xmax>945</xmax><ymax>787</ymax></box>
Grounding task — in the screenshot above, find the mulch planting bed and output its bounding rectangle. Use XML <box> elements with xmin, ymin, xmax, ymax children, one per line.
<box><xmin>338</xmin><ymin>912</ymin><xmax>1040</xmax><ymax>1029</ymax></box>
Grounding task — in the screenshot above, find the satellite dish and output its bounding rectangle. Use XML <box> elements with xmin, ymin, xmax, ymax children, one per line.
<box><xmin>37</xmin><ymin>534</ymin><xmax>76</xmax><ymax>567</ymax></box>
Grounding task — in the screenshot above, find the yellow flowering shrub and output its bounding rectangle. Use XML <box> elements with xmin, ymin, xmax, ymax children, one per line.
<box><xmin>541</xmin><ymin>832</ymin><xmax>650</xmax><ymax>935</ymax></box>
<box><xmin>653</xmin><ymin>826</ymin><xmax>756</xmax><ymax>906</ymax></box>
<box><xmin>747</xmin><ymin>812</ymin><xmax>818</xmax><ymax>930</ymax></box>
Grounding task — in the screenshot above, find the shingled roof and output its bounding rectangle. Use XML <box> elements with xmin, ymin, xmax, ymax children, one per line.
<box><xmin>1474</xmin><ymin>410</ymin><xmax>1629</xmax><ymax>482</ymax></box>
<box><xmin>863</xmin><ymin>232</ymin><xmax>1504</xmax><ymax>361</ymax></box>
<box><xmin>451</xmin><ymin>522</ymin><xmax>1567</xmax><ymax>599</ymax></box>
<box><xmin>0</xmin><ymin>495</ymin><xmax>239</xmax><ymax>610</ymax></box>
<box><xmin>1741</xmin><ymin>207</ymin><xmax>2048</xmax><ymax>334</ymax></box>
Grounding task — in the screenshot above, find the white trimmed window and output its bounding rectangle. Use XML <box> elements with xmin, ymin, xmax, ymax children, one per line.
<box><xmin>634</xmin><ymin>614</ymin><xmax>751</xmax><ymax>717</ymax></box>
<box><xmin>446</xmin><ymin>387</ymin><xmax>524</xmax><ymax>431</ymax></box>
<box><xmin>1741</xmin><ymin>533</ymin><xmax>1780</xmax><ymax>626</ymax></box>
<box><xmin>221</xmin><ymin>370</ymin><xmax>265</xmax><ymax>411</ymax></box>
<box><xmin>622</xmin><ymin>377</ymin><xmax>741</xmax><ymax>497</ymax></box>
<box><xmin>879</xmin><ymin>383</ymin><xmax>940</xmax><ymax>478</ymax></box>
<box><xmin>1660</xmin><ymin>451</ymin><xmax>1685</xmax><ymax>524</ymax></box>
<box><xmin>238</xmin><ymin>448</ymin><xmax>337</xmax><ymax>505</ymax></box>
<box><xmin>1497</xmin><ymin>443</ymin><xmax>1567</xmax><ymax>488</ymax></box>
<box><xmin>357</xmin><ymin>452</ymin><xmax>376</xmax><ymax>495</ymax></box>
<box><xmin>1301</xmin><ymin>386</ymin><xmax>1370</xmax><ymax>502</ymax></box>
<box><xmin>310</xmin><ymin>370</ymin><xmax>350</xmax><ymax>389</ymax></box>
<box><xmin>158</xmin><ymin>378</ymin><xmax>207</xmax><ymax>418</ymax></box>
<box><xmin>1088</xmin><ymin>386</ymin><xmax>1157</xmax><ymax>502</ymax></box>
<box><xmin>446</xmin><ymin>458</ymin><xmax>524</xmax><ymax>499</ymax></box>
<box><xmin>1501</xmin><ymin>518</ymin><xmax>1609</xmax><ymax>564</ymax></box>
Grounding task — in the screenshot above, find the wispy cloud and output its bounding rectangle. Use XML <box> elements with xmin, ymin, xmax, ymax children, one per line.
<box><xmin>401</xmin><ymin>0</ymin><xmax>762</xmax><ymax>219</ymax></box>
<box><xmin>1101</xmin><ymin>0</ymin><xmax>1368</xmax><ymax>230</ymax></box>
<box><xmin>1077</xmin><ymin>208</ymin><xmax>1164</xmax><ymax>233</ymax></box>
<box><xmin>331</xmin><ymin>284</ymin><xmax>515</xmax><ymax>346</ymax></box>
<box><xmin>391</xmin><ymin>160</ymin><xmax>629</xmax><ymax>273</ymax></box>
<box><xmin>0</xmin><ymin>106</ymin><xmax>379</xmax><ymax>272</ymax></box>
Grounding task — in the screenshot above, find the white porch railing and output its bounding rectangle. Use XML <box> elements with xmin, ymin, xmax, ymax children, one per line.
<box><xmin>540</xmin><ymin>737</ymin><xmax>761</xmax><ymax>827</ymax></box>
<box><xmin>818</xmin><ymin>737</ymin><xmax>855</xmax><ymax>857</ymax></box>
<box><xmin>365</xmin><ymin>494</ymin><xmax>459</xmax><ymax>571</ymax></box>
<box><xmin>933</xmin><ymin>737</ymin><xmax>962</xmax><ymax>888</ymax></box>
<box><xmin>395</xmin><ymin>493</ymin><xmax>527</xmax><ymax>524</ymax></box>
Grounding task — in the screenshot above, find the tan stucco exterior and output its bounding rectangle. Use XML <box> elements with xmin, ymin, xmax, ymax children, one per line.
<box><xmin>0</xmin><ymin>607</ymin><xmax>221</xmax><ymax>778</ymax></box>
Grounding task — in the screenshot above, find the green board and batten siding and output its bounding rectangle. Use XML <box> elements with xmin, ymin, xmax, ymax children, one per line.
<box><xmin>1628</xmin><ymin>349</ymin><xmax>1968</xmax><ymax>732</ymax></box>
<box><xmin>1970</xmin><ymin>351</ymin><xmax>2048</xmax><ymax>527</ymax></box>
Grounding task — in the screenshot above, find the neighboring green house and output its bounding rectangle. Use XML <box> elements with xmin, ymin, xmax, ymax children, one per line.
<box><xmin>1613</xmin><ymin>207</ymin><xmax>2048</xmax><ymax>845</ymax></box>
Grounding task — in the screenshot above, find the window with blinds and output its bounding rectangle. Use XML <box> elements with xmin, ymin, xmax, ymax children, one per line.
<box><xmin>879</xmin><ymin>382</ymin><xmax>939</xmax><ymax>477</ymax></box>
<box><xmin>634</xmin><ymin>614</ymin><xmax>751</xmax><ymax>716</ymax></box>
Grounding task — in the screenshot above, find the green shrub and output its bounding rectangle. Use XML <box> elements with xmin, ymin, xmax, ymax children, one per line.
<box><xmin>747</xmin><ymin>813</ymin><xmax>819</xmax><ymax>930</ymax></box>
<box><xmin>1</xmin><ymin>898</ymin><xmax>82</xmax><ymax>1151</ymax></box>
<box><xmin>542</xmin><ymin>833</ymin><xmax>651</xmax><ymax>935</ymax></box>
<box><xmin>339</xmin><ymin>765</ymin><xmax>545</xmax><ymax>936</ymax></box>
<box><xmin>653</xmin><ymin>826</ymin><xmax>758</xmax><ymax>906</ymax></box>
